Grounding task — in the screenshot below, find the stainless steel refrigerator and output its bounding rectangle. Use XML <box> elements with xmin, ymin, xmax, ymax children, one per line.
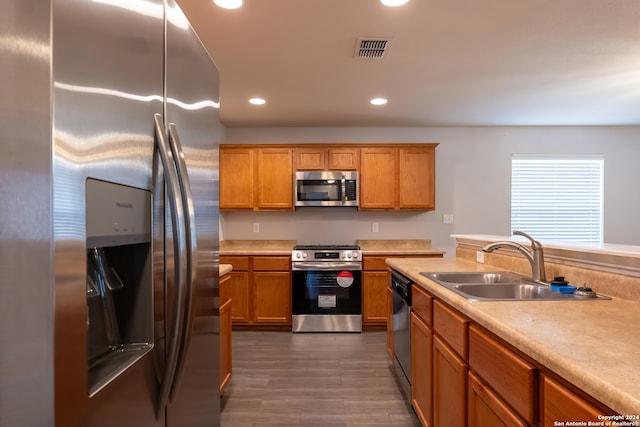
<box><xmin>0</xmin><ymin>0</ymin><xmax>222</xmax><ymax>426</ymax></box>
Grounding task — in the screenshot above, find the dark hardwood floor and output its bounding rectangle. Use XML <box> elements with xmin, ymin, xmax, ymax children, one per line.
<box><xmin>221</xmin><ymin>330</ymin><xmax>420</xmax><ymax>427</ymax></box>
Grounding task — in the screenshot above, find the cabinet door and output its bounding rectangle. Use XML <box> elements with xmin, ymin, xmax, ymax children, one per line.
<box><xmin>253</xmin><ymin>271</ymin><xmax>291</xmax><ymax>323</ymax></box>
<box><xmin>468</xmin><ymin>372</ymin><xmax>527</xmax><ymax>427</ymax></box>
<box><xmin>219</xmin><ymin>299</ymin><xmax>232</xmax><ymax>392</ymax></box>
<box><xmin>433</xmin><ymin>335</ymin><xmax>467</xmax><ymax>427</ymax></box>
<box><xmin>398</xmin><ymin>147</ymin><xmax>435</xmax><ymax>210</ymax></box>
<box><xmin>541</xmin><ymin>375</ymin><xmax>605</xmax><ymax>426</ymax></box>
<box><xmin>411</xmin><ymin>312</ymin><xmax>433</xmax><ymax>427</ymax></box>
<box><xmin>360</xmin><ymin>147</ymin><xmax>397</xmax><ymax>209</ymax></box>
<box><xmin>219</xmin><ymin>273</ymin><xmax>231</xmax><ymax>305</ymax></box>
<box><xmin>328</xmin><ymin>148</ymin><xmax>360</xmax><ymax>170</ymax></box>
<box><xmin>362</xmin><ymin>271</ymin><xmax>388</xmax><ymax>324</ymax></box>
<box><xmin>220</xmin><ymin>148</ymin><xmax>254</xmax><ymax>209</ymax></box>
<box><xmin>256</xmin><ymin>148</ymin><xmax>293</xmax><ymax>209</ymax></box>
<box><xmin>229</xmin><ymin>271</ymin><xmax>250</xmax><ymax>323</ymax></box>
<box><xmin>294</xmin><ymin>148</ymin><xmax>325</xmax><ymax>170</ymax></box>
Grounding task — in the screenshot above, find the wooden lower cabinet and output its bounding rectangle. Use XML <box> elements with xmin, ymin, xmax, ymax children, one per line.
<box><xmin>219</xmin><ymin>274</ymin><xmax>232</xmax><ymax>392</ymax></box>
<box><xmin>253</xmin><ymin>271</ymin><xmax>291</xmax><ymax>323</ymax></box>
<box><xmin>411</xmin><ymin>311</ymin><xmax>432</xmax><ymax>427</ymax></box>
<box><xmin>468</xmin><ymin>372</ymin><xmax>527</xmax><ymax>427</ymax></box>
<box><xmin>541</xmin><ymin>375</ymin><xmax>605</xmax><ymax>426</ymax></box>
<box><xmin>220</xmin><ymin>255</ymin><xmax>291</xmax><ymax>325</ymax></box>
<box><xmin>433</xmin><ymin>335</ymin><xmax>467</xmax><ymax>427</ymax></box>
<box><xmin>363</xmin><ymin>271</ymin><xmax>389</xmax><ymax>324</ymax></box>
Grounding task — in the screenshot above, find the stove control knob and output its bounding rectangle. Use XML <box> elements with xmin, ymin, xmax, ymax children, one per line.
<box><xmin>343</xmin><ymin>251</ymin><xmax>350</xmax><ymax>260</ymax></box>
<box><xmin>294</xmin><ymin>251</ymin><xmax>303</xmax><ymax>260</ymax></box>
<box><xmin>302</xmin><ymin>252</ymin><xmax>308</xmax><ymax>258</ymax></box>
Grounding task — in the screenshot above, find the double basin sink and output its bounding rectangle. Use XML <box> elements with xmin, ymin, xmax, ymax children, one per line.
<box><xmin>419</xmin><ymin>271</ymin><xmax>609</xmax><ymax>301</ymax></box>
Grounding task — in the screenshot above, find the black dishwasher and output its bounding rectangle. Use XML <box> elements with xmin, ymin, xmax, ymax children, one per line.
<box><xmin>391</xmin><ymin>270</ymin><xmax>412</xmax><ymax>396</ymax></box>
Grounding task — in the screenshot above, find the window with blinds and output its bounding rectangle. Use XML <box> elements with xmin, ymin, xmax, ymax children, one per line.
<box><xmin>511</xmin><ymin>155</ymin><xmax>604</xmax><ymax>243</ymax></box>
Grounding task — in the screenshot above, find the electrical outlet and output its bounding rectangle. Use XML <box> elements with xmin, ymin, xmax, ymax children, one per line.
<box><xmin>252</xmin><ymin>223</ymin><xmax>260</xmax><ymax>233</ymax></box>
<box><xmin>372</xmin><ymin>223</ymin><xmax>379</xmax><ymax>233</ymax></box>
<box><xmin>476</xmin><ymin>251</ymin><xmax>485</xmax><ymax>263</ymax></box>
<box><xmin>443</xmin><ymin>213</ymin><xmax>454</xmax><ymax>224</ymax></box>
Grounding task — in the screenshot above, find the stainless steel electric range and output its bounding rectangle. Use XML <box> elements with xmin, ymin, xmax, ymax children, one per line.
<box><xmin>291</xmin><ymin>245</ymin><xmax>362</xmax><ymax>332</ymax></box>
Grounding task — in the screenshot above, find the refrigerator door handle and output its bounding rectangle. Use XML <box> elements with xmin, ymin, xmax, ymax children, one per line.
<box><xmin>153</xmin><ymin>113</ymin><xmax>189</xmax><ymax>418</ymax></box>
<box><xmin>166</xmin><ymin>123</ymin><xmax>198</xmax><ymax>401</ymax></box>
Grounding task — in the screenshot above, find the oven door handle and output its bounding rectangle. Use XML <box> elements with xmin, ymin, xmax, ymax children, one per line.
<box><xmin>292</xmin><ymin>262</ymin><xmax>362</xmax><ymax>271</ymax></box>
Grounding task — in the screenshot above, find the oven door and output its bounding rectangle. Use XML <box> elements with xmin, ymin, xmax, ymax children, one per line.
<box><xmin>292</xmin><ymin>264</ymin><xmax>362</xmax><ymax>316</ymax></box>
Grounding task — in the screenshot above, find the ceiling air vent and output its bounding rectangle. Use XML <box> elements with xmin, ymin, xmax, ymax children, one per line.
<box><xmin>355</xmin><ymin>37</ymin><xmax>392</xmax><ymax>59</ymax></box>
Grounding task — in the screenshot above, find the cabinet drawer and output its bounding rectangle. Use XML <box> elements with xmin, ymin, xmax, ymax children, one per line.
<box><xmin>411</xmin><ymin>285</ymin><xmax>433</xmax><ymax>326</ymax></box>
<box><xmin>220</xmin><ymin>256</ymin><xmax>249</xmax><ymax>271</ymax></box>
<box><xmin>433</xmin><ymin>300</ymin><xmax>468</xmax><ymax>360</ymax></box>
<box><xmin>253</xmin><ymin>256</ymin><xmax>290</xmax><ymax>271</ymax></box>
<box><xmin>469</xmin><ymin>325</ymin><xmax>537</xmax><ymax>425</ymax></box>
<box><xmin>363</xmin><ymin>256</ymin><xmax>388</xmax><ymax>271</ymax></box>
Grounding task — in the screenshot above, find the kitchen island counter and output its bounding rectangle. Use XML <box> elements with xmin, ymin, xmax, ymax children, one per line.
<box><xmin>386</xmin><ymin>257</ymin><xmax>640</xmax><ymax>417</ymax></box>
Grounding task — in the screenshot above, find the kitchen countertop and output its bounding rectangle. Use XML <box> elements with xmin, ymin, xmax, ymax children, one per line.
<box><xmin>220</xmin><ymin>240</ymin><xmax>296</xmax><ymax>255</ymax></box>
<box><xmin>356</xmin><ymin>239</ymin><xmax>445</xmax><ymax>256</ymax></box>
<box><xmin>219</xmin><ymin>264</ymin><xmax>232</xmax><ymax>276</ymax></box>
<box><xmin>386</xmin><ymin>257</ymin><xmax>640</xmax><ymax>416</ymax></box>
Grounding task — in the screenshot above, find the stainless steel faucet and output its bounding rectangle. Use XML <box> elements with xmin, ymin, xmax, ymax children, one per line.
<box><xmin>482</xmin><ymin>230</ymin><xmax>547</xmax><ymax>284</ymax></box>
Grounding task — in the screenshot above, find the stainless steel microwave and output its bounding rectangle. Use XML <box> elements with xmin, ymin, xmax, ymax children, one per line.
<box><xmin>294</xmin><ymin>171</ymin><xmax>358</xmax><ymax>207</ymax></box>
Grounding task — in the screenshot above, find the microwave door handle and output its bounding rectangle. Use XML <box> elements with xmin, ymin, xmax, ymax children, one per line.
<box><xmin>341</xmin><ymin>178</ymin><xmax>346</xmax><ymax>205</ymax></box>
<box><xmin>153</xmin><ymin>113</ymin><xmax>188</xmax><ymax>418</ymax></box>
<box><xmin>166</xmin><ymin>123</ymin><xmax>198</xmax><ymax>401</ymax></box>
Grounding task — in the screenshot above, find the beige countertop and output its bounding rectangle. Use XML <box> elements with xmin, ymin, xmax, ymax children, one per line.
<box><xmin>220</xmin><ymin>240</ymin><xmax>296</xmax><ymax>255</ymax></box>
<box><xmin>386</xmin><ymin>257</ymin><xmax>640</xmax><ymax>416</ymax></box>
<box><xmin>356</xmin><ymin>239</ymin><xmax>446</xmax><ymax>256</ymax></box>
<box><xmin>219</xmin><ymin>264</ymin><xmax>232</xmax><ymax>276</ymax></box>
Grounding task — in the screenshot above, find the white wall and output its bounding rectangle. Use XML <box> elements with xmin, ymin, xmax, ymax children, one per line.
<box><xmin>221</xmin><ymin>126</ymin><xmax>640</xmax><ymax>256</ymax></box>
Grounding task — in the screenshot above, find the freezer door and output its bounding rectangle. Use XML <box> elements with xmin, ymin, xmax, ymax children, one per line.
<box><xmin>164</xmin><ymin>2</ymin><xmax>222</xmax><ymax>426</ymax></box>
<box><xmin>52</xmin><ymin>0</ymin><xmax>164</xmax><ymax>426</ymax></box>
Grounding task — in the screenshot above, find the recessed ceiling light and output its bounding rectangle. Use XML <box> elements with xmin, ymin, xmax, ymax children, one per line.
<box><xmin>370</xmin><ymin>98</ymin><xmax>388</xmax><ymax>106</ymax></box>
<box><xmin>213</xmin><ymin>0</ymin><xmax>242</xmax><ymax>9</ymax></box>
<box><xmin>381</xmin><ymin>0</ymin><xmax>409</xmax><ymax>6</ymax></box>
<box><xmin>249</xmin><ymin>97</ymin><xmax>266</xmax><ymax>105</ymax></box>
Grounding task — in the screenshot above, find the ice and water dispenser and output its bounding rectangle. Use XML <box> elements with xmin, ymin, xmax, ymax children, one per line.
<box><xmin>85</xmin><ymin>179</ymin><xmax>153</xmax><ymax>396</ymax></box>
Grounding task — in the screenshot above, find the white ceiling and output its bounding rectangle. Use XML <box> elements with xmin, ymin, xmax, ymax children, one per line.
<box><xmin>177</xmin><ymin>0</ymin><xmax>640</xmax><ymax>128</ymax></box>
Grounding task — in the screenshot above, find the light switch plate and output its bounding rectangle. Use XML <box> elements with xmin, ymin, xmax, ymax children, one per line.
<box><xmin>476</xmin><ymin>251</ymin><xmax>485</xmax><ymax>263</ymax></box>
<box><xmin>443</xmin><ymin>213</ymin><xmax>454</xmax><ymax>224</ymax></box>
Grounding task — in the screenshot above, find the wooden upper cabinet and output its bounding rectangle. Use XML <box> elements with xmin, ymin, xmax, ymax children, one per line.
<box><xmin>328</xmin><ymin>147</ymin><xmax>359</xmax><ymax>170</ymax></box>
<box><xmin>294</xmin><ymin>147</ymin><xmax>360</xmax><ymax>170</ymax></box>
<box><xmin>294</xmin><ymin>148</ymin><xmax>325</xmax><ymax>170</ymax></box>
<box><xmin>219</xmin><ymin>147</ymin><xmax>254</xmax><ymax>209</ymax></box>
<box><xmin>399</xmin><ymin>146</ymin><xmax>435</xmax><ymax>210</ymax></box>
<box><xmin>256</xmin><ymin>148</ymin><xmax>293</xmax><ymax>210</ymax></box>
<box><xmin>360</xmin><ymin>147</ymin><xmax>397</xmax><ymax>209</ymax></box>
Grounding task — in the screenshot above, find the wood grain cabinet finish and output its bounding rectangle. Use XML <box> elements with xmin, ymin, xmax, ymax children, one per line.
<box><xmin>252</xmin><ymin>256</ymin><xmax>291</xmax><ymax>324</ymax></box>
<box><xmin>398</xmin><ymin>147</ymin><xmax>435</xmax><ymax>210</ymax></box>
<box><xmin>433</xmin><ymin>334</ymin><xmax>467</xmax><ymax>427</ymax></box>
<box><xmin>220</xmin><ymin>256</ymin><xmax>251</xmax><ymax>323</ymax></box>
<box><xmin>256</xmin><ymin>148</ymin><xmax>293</xmax><ymax>210</ymax></box>
<box><xmin>362</xmin><ymin>271</ymin><xmax>389</xmax><ymax>324</ymax></box>
<box><xmin>541</xmin><ymin>375</ymin><xmax>607</xmax><ymax>426</ymax></box>
<box><xmin>360</xmin><ymin>147</ymin><xmax>397</xmax><ymax>209</ymax></box>
<box><xmin>294</xmin><ymin>147</ymin><xmax>360</xmax><ymax>170</ymax></box>
<box><xmin>469</xmin><ymin>325</ymin><xmax>537</xmax><ymax>425</ymax></box>
<box><xmin>433</xmin><ymin>299</ymin><xmax>469</xmax><ymax>360</ymax></box>
<box><xmin>219</xmin><ymin>148</ymin><xmax>254</xmax><ymax>209</ymax></box>
<box><xmin>219</xmin><ymin>297</ymin><xmax>232</xmax><ymax>391</ymax></box>
<box><xmin>468</xmin><ymin>372</ymin><xmax>527</xmax><ymax>427</ymax></box>
<box><xmin>220</xmin><ymin>255</ymin><xmax>291</xmax><ymax>325</ymax></box>
<box><xmin>411</xmin><ymin>311</ymin><xmax>433</xmax><ymax>427</ymax></box>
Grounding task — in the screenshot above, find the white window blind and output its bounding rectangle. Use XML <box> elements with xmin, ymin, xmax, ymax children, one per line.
<box><xmin>511</xmin><ymin>155</ymin><xmax>603</xmax><ymax>243</ymax></box>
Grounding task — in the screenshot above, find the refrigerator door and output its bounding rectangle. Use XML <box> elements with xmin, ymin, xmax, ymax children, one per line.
<box><xmin>0</xmin><ymin>1</ymin><xmax>54</xmax><ymax>426</ymax></box>
<box><xmin>52</xmin><ymin>0</ymin><xmax>164</xmax><ymax>425</ymax></box>
<box><xmin>164</xmin><ymin>2</ymin><xmax>222</xmax><ymax>426</ymax></box>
